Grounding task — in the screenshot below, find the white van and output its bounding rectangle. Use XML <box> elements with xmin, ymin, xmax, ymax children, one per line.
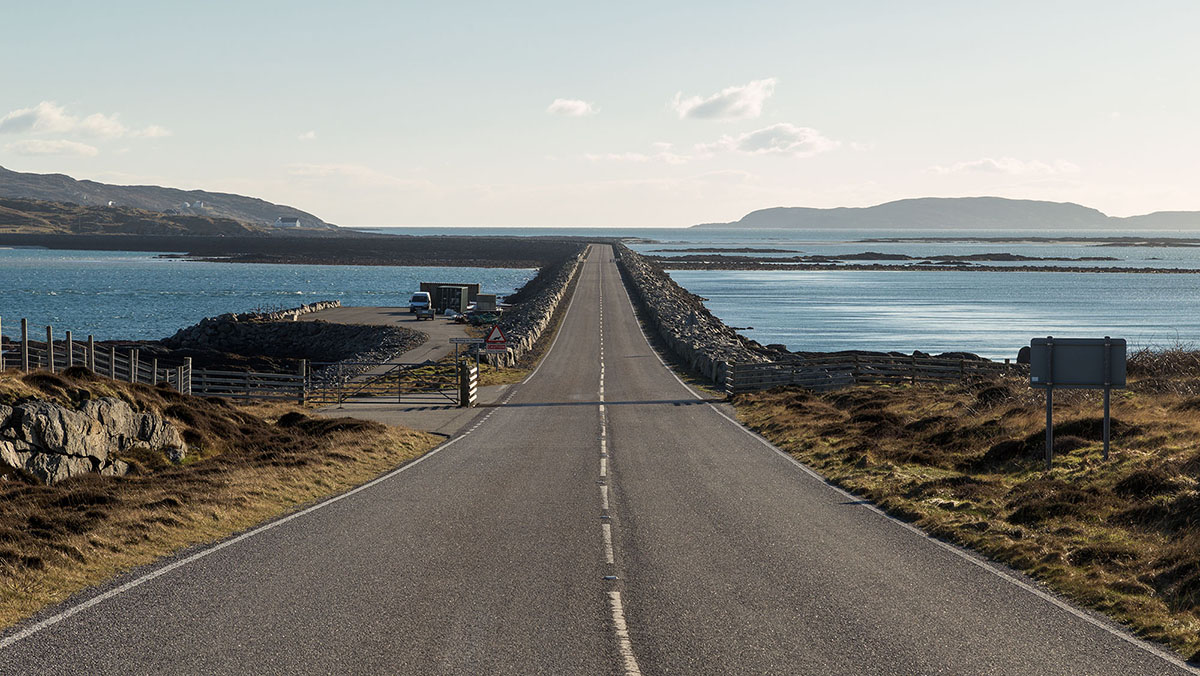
<box><xmin>409</xmin><ymin>291</ymin><xmax>432</xmax><ymax>313</ymax></box>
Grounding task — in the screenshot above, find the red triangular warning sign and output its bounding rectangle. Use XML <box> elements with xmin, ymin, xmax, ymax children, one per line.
<box><xmin>485</xmin><ymin>325</ymin><xmax>507</xmax><ymax>344</ymax></box>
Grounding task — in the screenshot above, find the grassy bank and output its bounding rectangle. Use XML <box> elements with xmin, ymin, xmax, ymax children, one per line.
<box><xmin>0</xmin><ymin>368</ymin><xmax>438</xmax><ymax>629</ymax></box>
<box><xmin>732</xmin><ymin>360</ymin><xmax>1200</xmax><ymax>661</ymax></box>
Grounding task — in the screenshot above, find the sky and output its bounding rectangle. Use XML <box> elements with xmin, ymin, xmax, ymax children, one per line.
<box><xmin>1</xmin><ymin>1</ymin><xmax>1197</xmax><ymax>227</ymax></box>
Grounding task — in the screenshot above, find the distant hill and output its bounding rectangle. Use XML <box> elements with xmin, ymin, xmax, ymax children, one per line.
<box><xmin>695</xmin><ymin>197</ymin><xmax>1200</xmax><ymax>230</ymax></box>
<box><xmin>0</xmin><ymin>165</ymin><xmax>333</xmax><ymax>229</ymax></box>
<box><xmin>0</xmin><ymin>197</ymin><xmax>266</xmax><ymax>236</ymax></box>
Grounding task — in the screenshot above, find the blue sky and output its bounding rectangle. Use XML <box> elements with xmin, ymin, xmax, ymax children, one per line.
<box><xmin>1</xmin><ymin>1</ymin><xmax>1197</xmax><ymax>226</ymax></box>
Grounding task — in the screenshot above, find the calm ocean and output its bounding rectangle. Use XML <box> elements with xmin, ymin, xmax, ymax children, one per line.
<box><xmin>363</xmin><ymin>226</ymin><xmax>1200</xmax><ymax>359</ymax></box>
<box><xmin>0</xmin><ymin>248</ymin><xmax>534</xmax><ymax>342</ymax></box>
<box><xmin>6</xmin><ymin>227</ymin><xmax>1200</xmax><ymax>358</ymax></box>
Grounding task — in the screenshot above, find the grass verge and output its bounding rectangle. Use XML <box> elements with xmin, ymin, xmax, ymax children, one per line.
<box><xmin>732</xmin><ymin>377</ymin><xmax>1200</xmax><ymax>661</ymax></box>
<box><xmin>0</xmin><ymin>368</ymin><xmax>438</xmax><ymax>630</ymax></box>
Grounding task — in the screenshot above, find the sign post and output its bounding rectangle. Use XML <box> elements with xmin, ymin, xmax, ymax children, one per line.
<box><xmin>450</xmin><ymin>337</ymin><xmax>485</xmax><ymax>363</ymax></box>
<box><xmin>484</xmin><ymin>325</ymin><xmax>509</xmax><ymax>355</ymax></box>
<box><xmin>1029</xmin><ymin>336</ymin><xmax>1126</xmax><ymax>469</ymax></box>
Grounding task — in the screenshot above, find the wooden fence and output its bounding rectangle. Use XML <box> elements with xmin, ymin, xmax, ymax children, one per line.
<box><xmin>1</xmin><ymin>317</ymin><xmax>192</xmax><ymax>394</ymax></box>
<box><xmin>2</xmin><ymin>316</ymin><xmax>476</xmax><ymax>406</ymax></box>
<box><xmin>726</xmin><ymin>354</ymin><xmax>1027</xmax><ymax>395</ymax></box>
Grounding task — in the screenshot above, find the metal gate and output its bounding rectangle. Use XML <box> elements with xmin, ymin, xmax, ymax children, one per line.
<box><xmin>304</xmin><ymin>361</ymin><xmax>462</xmax><ymax>406</ymax></box>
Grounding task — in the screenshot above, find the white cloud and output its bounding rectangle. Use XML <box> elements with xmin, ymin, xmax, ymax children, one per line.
<box><xmin>698</xmin><ymin>123</ymin><xmax>839</xmax><ymax>157</ymax></box>
<box><xmin>672</xmin><ymin>78</ymin><xmax>776</xmax><ymax>120</ymax></box>
<box><xmin>546</xmin><ymin>99</ymin><xmax>596</xmax><ymax>116</ymax></box>
<box><xmin>584</xmin><ymin>145</ymin><xmax>691</xmax><ymax>165</ymax></box>
<box><xmin>78</xmin><ymin>112</ymin><xmax>127</xmax><ymax>138</ymax></box>
<box><xmin>928</xmin><ymin>157</ymin><xmax>1080</xmax><ymax>176</ymax></box>
<box><xmin>298</xmin><ymin>130</ymin><xmax>317</xmax><ymax>141</ymax></box>
<box><xmin>0</xmin><ymin>102</ymin><xmax>77</xmax><ymax>134</ymax></box>
<box><xmin>0</xmin><ymin>101</ymin><xmax>169</xmax><ymax>140</ymax></box>
<box><xmin>132</xmin><ymin>125</ymin><xmax>172</xmax><ymax>139</ymax></box>
<box><xmin>5</xmin><ymin>139</ymin><xmax>99</xmax><ymax>157</ymax></box>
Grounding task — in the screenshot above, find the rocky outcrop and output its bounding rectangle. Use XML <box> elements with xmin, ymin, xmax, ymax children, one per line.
<box><xmin>486</xmin><ymin>247</ymin><xmax>587</xmax><ymax>365</ymax></box>
<box><xmin>161</xmin><ymin>318</ymin><xmax>424</xmax><ymax>365</ymax></box>
<box><xmin>0</xmin><ymin>398</ymin><xmax>186</xmax><ymax>484</ymax></box>
<box><xmin>163</xmin><ymin>302</ymin><xmax>342</xmax><ymax>345</ymax></box>
<box><xmin>614</xmin><ymin>244</ymin><xmax>776</xmax><ymax>384</ymax></box>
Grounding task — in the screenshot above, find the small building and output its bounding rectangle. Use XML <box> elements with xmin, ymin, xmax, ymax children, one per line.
<box><xmin>420</xmin><ymin>282</ymin><xmax>481</xmax><ymax>305</ymax></box>
<box><xmin>274</xmin><ymin>216</ymin><xmax>302</xmax><ymax>228</ymax></box>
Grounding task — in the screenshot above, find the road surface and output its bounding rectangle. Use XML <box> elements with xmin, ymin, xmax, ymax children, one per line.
<box><xmin>303</xmin><ymin>305</ymin><xmax>468</xmax><ymax>364</ymax></box>
<box><xmin>1</xmin><ymin>245</ymin><xmax>1192</xmax><ymax>674</ymax></box>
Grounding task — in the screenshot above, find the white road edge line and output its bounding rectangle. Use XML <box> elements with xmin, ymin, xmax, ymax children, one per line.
<box><xmin>614</xmin><ymin>247</ymin><xmax>1199</xmax><ymax>675</ymax></box>
<box><xmin>0</xmin><ymin>248</ymin><xmax>601</xmax><ymax>652</ymax></box>
<box><xmin>608</xmin><ymin>591</ymin><xmax>643</xmax><ymax>676</ymax></box>
<box><xmin>0</xmin><ymin>431</ymin><xmax>470</xmax><ymax>651</ymax></box>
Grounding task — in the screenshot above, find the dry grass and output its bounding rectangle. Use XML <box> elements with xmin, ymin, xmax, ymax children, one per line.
<box><xmin>0</xmin><ymin>368</ymin><xmax>438</xmax><ymax>629</ymax></box>
<box><xmin>734</xmin><ymin>372</ymin><xmax>1200</xmax><ymax>661</ymax></box>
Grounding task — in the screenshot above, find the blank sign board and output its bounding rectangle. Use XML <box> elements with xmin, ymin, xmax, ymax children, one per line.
<box><xmin>1029</xmin><ymin>337</ymin><xmax>1126</xmax><ymax>389</ymax></box>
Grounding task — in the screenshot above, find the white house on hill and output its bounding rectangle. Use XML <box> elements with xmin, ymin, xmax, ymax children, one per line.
<box><xmin>274</xmin><ymin>216</ymin><xmax>302</xmax><ymax>228</ymax></box>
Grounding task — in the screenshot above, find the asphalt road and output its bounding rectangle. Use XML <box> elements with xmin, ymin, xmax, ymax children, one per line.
<box><xmin>302</xmin><ymin>305</ymin><xmax>468</xmax><ymax>363</ymax></box>
<box><xmin>1</xmin><ymin>245</ymin><xmax>1193</xmax><ymax>674</ymax></box>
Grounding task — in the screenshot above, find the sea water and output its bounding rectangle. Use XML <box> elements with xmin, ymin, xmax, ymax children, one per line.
<box><xmin>0</xmin><ymin>248</ymin><xmax>534</xmax><ymax>341</ymax></box>
<box><xmin>363</xmin><ymin>226</ymin><xmax>1200</xmax><ymax>358</ymax></box>
<box><xmin>6</xmin><ymin>227</ymin><xmax>1200</xmax><ymax>358</ymax></box>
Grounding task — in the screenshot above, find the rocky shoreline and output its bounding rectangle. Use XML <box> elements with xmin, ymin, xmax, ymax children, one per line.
<box><xmin>615</xmin><ymin>245</ymin><xmax>1001</xmax><ymax>385</ymax></box>
<box><xmin>487</xmin><ymin>245</ymin><xmax>588</xmax><ymax>365</ymax></box>
<box><xmin>141</xmin><ymin>302</ymin><xmax>427</xmax><ymax>373</ymax></box>
<box><xmin>614</xmin><ymin>243</ymin><xmax>777</xmax><ymax>384</ymax></box>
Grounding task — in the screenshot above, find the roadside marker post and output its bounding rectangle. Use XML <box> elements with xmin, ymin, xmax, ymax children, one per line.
<box><xmin>1029</xmin><ymin>336</ymin><xmax>1126</xmax><ymax>469</ymax></box>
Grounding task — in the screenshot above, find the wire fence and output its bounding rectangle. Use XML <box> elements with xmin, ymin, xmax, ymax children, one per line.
<box><xmin>727</xmin><ymin>354</ymin><xmax>1027</xmax><ymax>395</ymax></box>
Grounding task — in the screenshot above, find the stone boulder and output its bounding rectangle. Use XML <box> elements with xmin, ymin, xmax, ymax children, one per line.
<box><xmin>0</xmin><ymin>397</ymin><xmax>185</xmax><ymax>484</ymax></box>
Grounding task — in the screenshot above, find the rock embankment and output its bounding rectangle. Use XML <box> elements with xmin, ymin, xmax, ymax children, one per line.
<box><xmin>0</xmin><ymin>398</ymin><xmax>185</xmax><ymax>484</ymax></box>
<box><xmin>165</xmin><ymin>300</ymin><xmax>341</xmax><ymax>333</ymax></box>
<box><xmin>160</xmin><ymin>301</ymin><xmax>425</xmax><ymax>368</ymax></box>
<box><xmin>614</xmin><ymin>244</ymin><xmax>775</xmax><ymax>384</ymax></box>
<box><xmin>488</xmin><ymin>246</ymin><xmax>588</xmax><ymax>365</ymax></box>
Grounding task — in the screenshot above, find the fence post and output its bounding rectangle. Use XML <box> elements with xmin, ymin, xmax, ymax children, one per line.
<box><xmin>66</xmin><ymin>330</ymin><xmax>74</xmax><ymax>368</ymax></box>
<box><xmin>21</xmin><ymin>319</ymin><xmax>29</xmax><ymax>372</ymax></box>
<box><xmin>184</xmin><ymin>357</ymin><xmax>192</xmax><ymax>395</ymax></box>
<box><xmin>298</xmin><ymin>359</ymin><xmax>308</xmax><ymax>404</ymax></box>
<box><xmin>910</xmin><ymin>355</ymin><xmax>917</xmax><ymax>386</ymax></box>
<box><xmin>151</xmin><ymin>358</ymin><xmax>159</xmax><ymax>385</ymax></box>
<box><xmin>0</xmin><ymin>316</ymin><xmax>3</xmax><ymax>372</ymax></box>
<box><xmin>109</xmin><ymin>346</ymin><xmax>117</xmax><ymax>379</ymax></box>
<box><xmin>88</xmin><ymin>335</ymin><xmax>96</xmax><ymax>372</ymax></box>
<box><xmin>176</xmin><ymin>365</ymin><xmax>184</xmax><ymax>393</ymax></box>
<box><xmin>46</xmin><ymin>326</ymin><xmax>55</xmax><ymax>374</ymax></box>
<box><xmin>127</xmin><ymin>349</ymin><xmax>136</xmax><ymax>383</ymax></box>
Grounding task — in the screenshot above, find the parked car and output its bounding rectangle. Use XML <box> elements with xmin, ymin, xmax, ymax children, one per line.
<box><xmin>416</xmin><ymin>306</ymin><xmax>435</xmax><ymax>320</ymax></box>
<box><xmin>409</xmin><ymin>291</ymin><xmax>432</xmax><ymax>314</ymax></box>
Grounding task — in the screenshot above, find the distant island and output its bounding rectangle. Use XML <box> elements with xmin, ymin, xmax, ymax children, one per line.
<box><xmin>0</xmin><ymin>165</ymin><xmax>333</xmax><ymax>230</ymax></box>
<box><xmin>694</xmin><ymin>196</ymin><xmax>1200</xmax><ymax>230</ymax></box>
